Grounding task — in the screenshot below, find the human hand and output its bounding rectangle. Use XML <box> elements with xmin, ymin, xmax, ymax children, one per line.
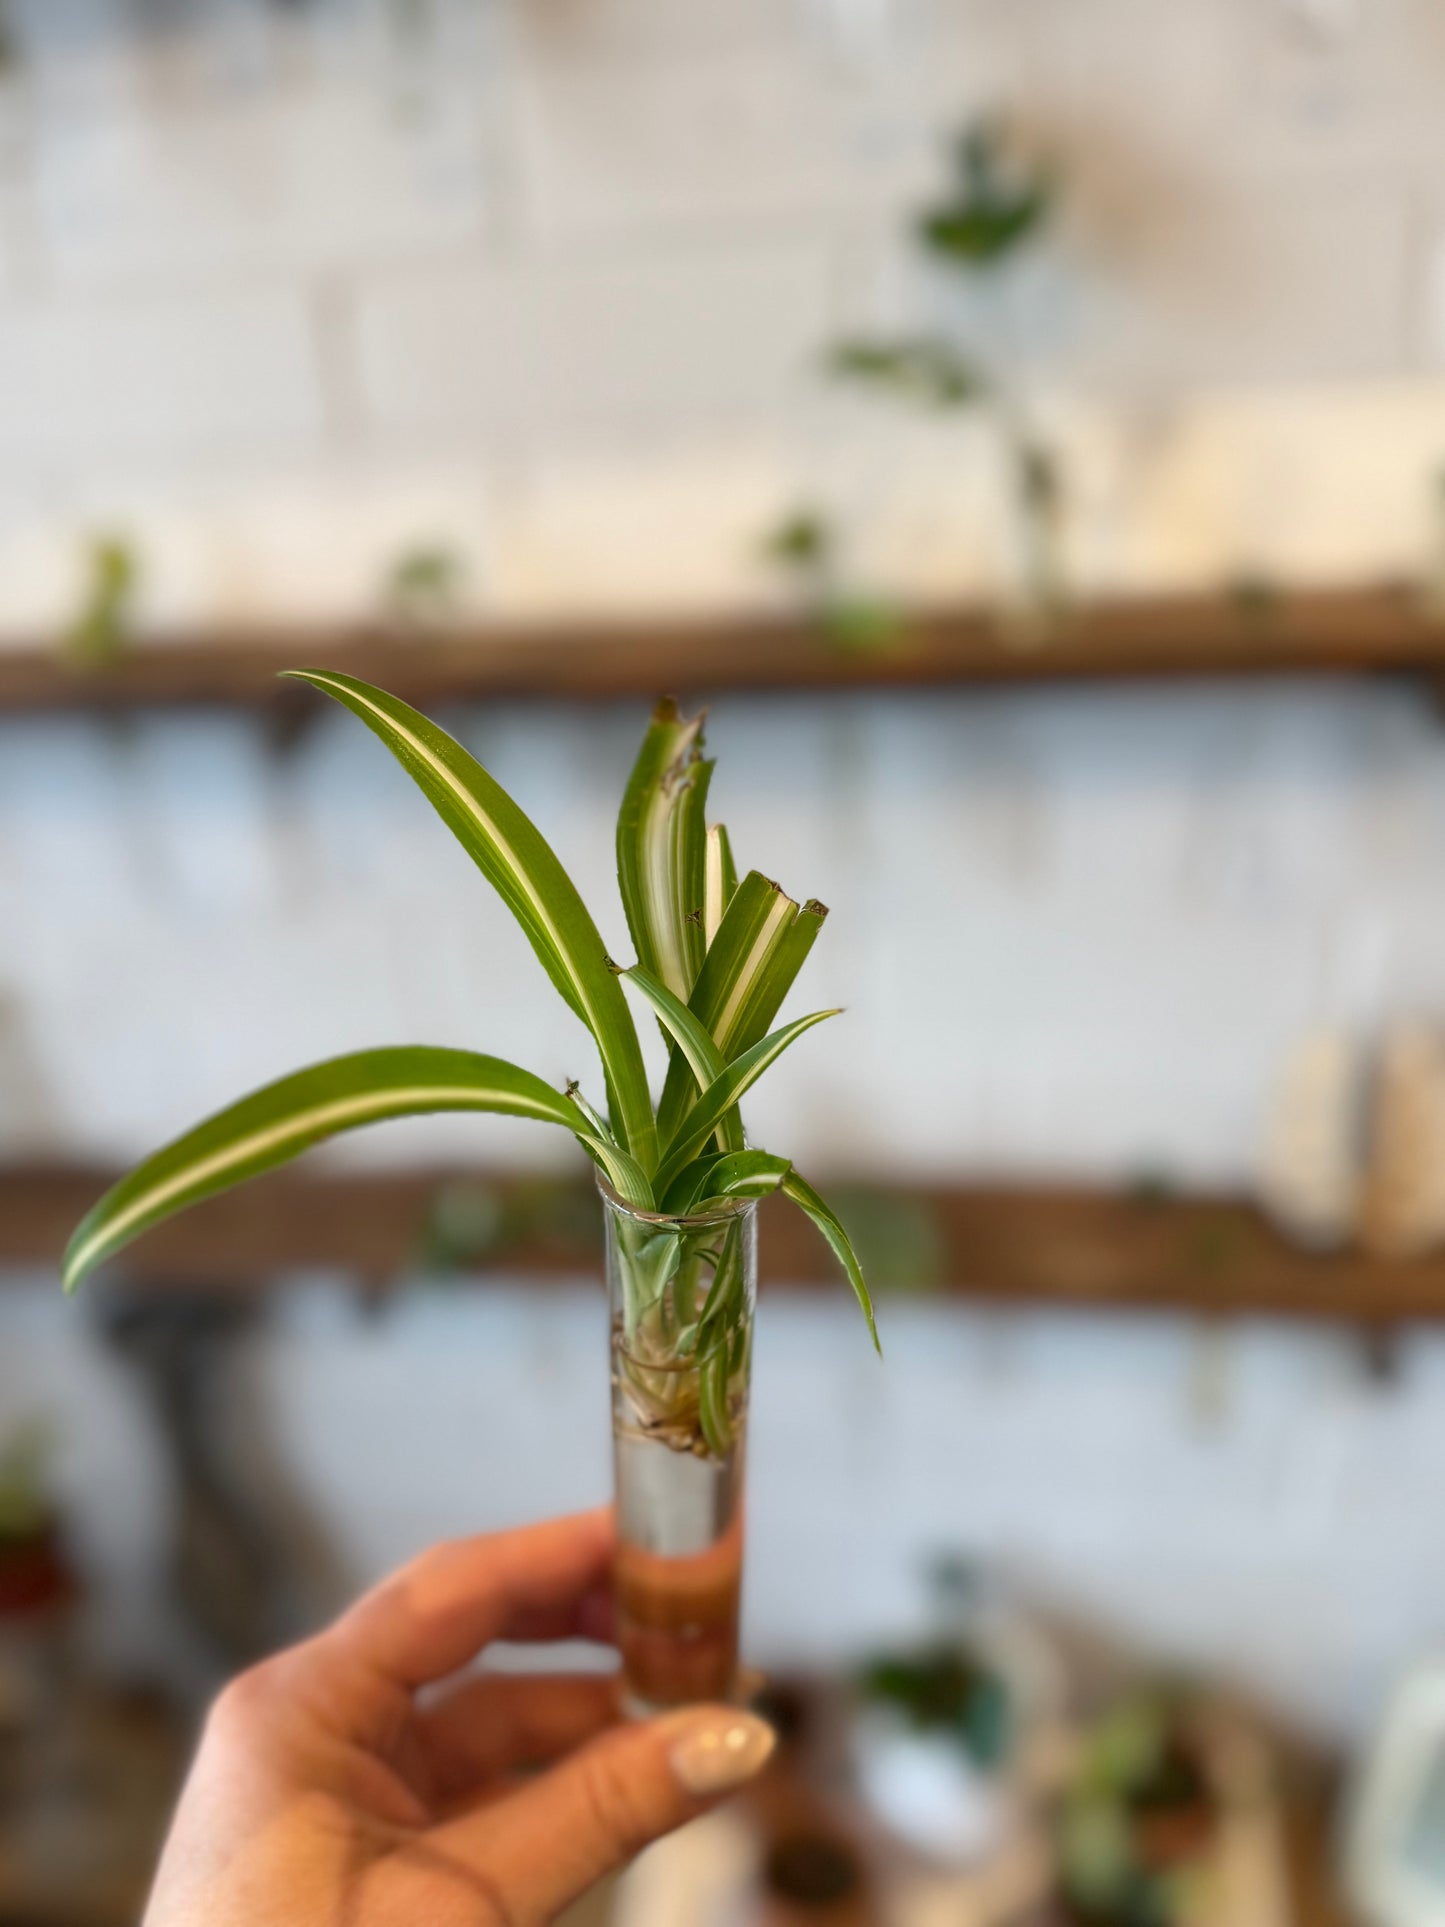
<box><xmin>144</xmin><ymin>1509</ymin><xmax>776</xmax><ymax>1926</ymax></box>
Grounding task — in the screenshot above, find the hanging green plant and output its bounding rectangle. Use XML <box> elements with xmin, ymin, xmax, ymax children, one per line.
<box><xmin>918</xmin><ymin>119</ymin><xmax>1054</xmax><ymax>269</ymax></box>
<box><xmin>794</xmin><ymin>112</ymin><xmax>1070</xmax><ymax>630</ymax></box>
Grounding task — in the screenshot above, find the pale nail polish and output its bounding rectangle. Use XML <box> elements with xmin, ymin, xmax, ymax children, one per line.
<box><xmin>668</xmin><ymin>1710</ymin><xmax>777</xmax><ymax>1796</ymax></box>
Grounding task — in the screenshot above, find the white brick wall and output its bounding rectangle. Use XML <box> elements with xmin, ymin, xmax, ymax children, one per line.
<box><xmin>353</xmin><ymin>240</ymin><xmax>835</xmax><ymax>441</ymax></box>
<box><xmin>32</xmin><ymin>78</ymin><xmax>492</xmax><ymax>289</ymax></box>
<box><xmin>0</xmin><ymin>286</ymin><xmax>324</xmax><ymax>462</ymax></box>
<box><xmin>0</xmin><ymin>0</ymin><xmax>1433</xmax><ymax>618</ymax></box>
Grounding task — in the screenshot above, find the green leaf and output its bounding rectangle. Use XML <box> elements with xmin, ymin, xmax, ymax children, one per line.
<box><xmin>660</xmin><ymin>1149</ymin><xmax>792</xmax><ymax>1216</ymax></box>
<box><xmin>63</xmin><ymin>1047</ymin><xmax>590</xmax><ymax>1292</ymax></box>
<box><xmin>655</xmin><ymin>870</ymin><xmax>801</xmax><ymax>1144</ymax></box>
<box><xmin>701</xmin><ymin>1150</ymin><xmax>793</xmax><ymax>1202</ymax></box>
<box><xmin>284</xmin><ymin>670</ymin><xmax>655</xmax><ymax>1169</ymax></box>
<box><xmin>563</xmin><ymin>1080</ymin><xmax>613</xmax><ymax>1144</ymax></box>
<box><xmin>917</xmin><ymin>119</ymin><xmax>1053</xmax><ymax>269</ymax></box>
<box><xmin>615</xmin><ymin>699</ymin><xmax>711</xmax><ymax>1003</ymax></box>
<box><xmin>621</xmin><ymin>965</ymin><xmax>724</xmax><ymax>1090</ymax></box>
<box><xmin>698</xmin><ymin>1345</ymin><xmax>734</xmax><ymax>1456</ymax></box>
<box><xmin>659</xmin><ymin>1154</ymin><xmax>728</xmax><ymax>1216</ymax></box>
<box><xmin>726</xmin><ymin>898</ymin><xmax>829</xmax><ymax>1059</ymax></box>
<box><xmin>693</xmin><ymin>874</ymin><xmax>813</xmax><ymax>1055</ymax></box>
<box><xmin>704</xmin><ymin>823</ymin><xmax>737</xmax><ymax>947</ymax></box>
<box><xmin>655</xmin><ymin>1009</ymin><xmax>841</xmax><ymax>1195</ymax></box>
<box><xmin>918</xmin><ymin>195</ymin><xmax>1048</xmax><ymax>265</ymax></box>
<box><xmin>620</xmin><ymin>966</ymin><xmax>744</xmax><ymax>1156</ymax></box>
<box><xmin>781</xmin><ymin>1169</ymin><xmax>881</xmax><ymax>1354</ymax></box>
<box><xmin>574</xmin><ymin>1133</ymin><xmax>655</xmax><ymax>1212</ymax></box>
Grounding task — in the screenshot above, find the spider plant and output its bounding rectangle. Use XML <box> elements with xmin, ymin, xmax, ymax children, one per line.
<box><xmin>62</xmin><ymin>677</ymin><xmax>879</xmax><ymax>1403</ymax></box>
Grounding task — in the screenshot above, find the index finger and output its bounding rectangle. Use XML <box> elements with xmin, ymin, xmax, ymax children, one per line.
<box><xmin>323</xmin><ymin>1509</ymin><xmax>614</xmax><ymax>1689</ymax></box>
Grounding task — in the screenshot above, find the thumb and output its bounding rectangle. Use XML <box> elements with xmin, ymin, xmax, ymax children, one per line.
<box><xmin>451</xmin><ymin>1704</ymin><xmax>776</xmax><ymax>1919</ymax></box>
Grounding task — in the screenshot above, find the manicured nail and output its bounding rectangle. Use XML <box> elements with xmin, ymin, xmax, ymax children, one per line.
<box><xmin>667</xmin><ymin>1709</ymin><xmax>776</xmax><ymax>1795</ymax></box>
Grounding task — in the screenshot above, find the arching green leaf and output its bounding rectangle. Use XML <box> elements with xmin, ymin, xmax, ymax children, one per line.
<box><xmin>656</xmin><ymin>1009</ymin><xmax>840</xmax><ymax>1194</ymax></box>
<box><xmin>64</xmin><ymin>1047</ymin><xmax>590</xmax><ymax>1292</ymax></box>
<box><xmin>782</xmin><ymin>1169</ymin><xmax>880</xmax><ymax>1354</ymax></box>
<box><xmin>284</xmin><ymin>670</ymin><xmax>655</xmax><ymax>1168</ymax></box>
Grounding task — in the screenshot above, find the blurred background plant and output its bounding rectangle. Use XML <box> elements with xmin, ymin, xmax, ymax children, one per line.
<box><xmin>62</xmin><ymin>534</ymin><xmax>141</xmax><ymax>671</ymax></box>
<box><xmin>381</xmin><ymin>542</ymin><xmax>468</xmax><ymax>631</ymax></box>
<box><xmin>768</xmin><ymin>115</ymin><xmax>1066</xmax><ymax>638</ymax></box>
<box><xmin>0</xmin><ymin>1422</ymin><xmax>53</xmax><ymax>1549</ymax></box>
<box><xmin>1050</xmin><ymin>1686</ymin><xmax>1217</xmax><ymax>1927</ymax></box>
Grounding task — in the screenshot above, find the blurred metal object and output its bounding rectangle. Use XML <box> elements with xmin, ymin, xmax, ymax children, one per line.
<box><xmin>97</xmin><ymin>1293</ymin><xmax>325</xmax><ymax>1682</ymax></box>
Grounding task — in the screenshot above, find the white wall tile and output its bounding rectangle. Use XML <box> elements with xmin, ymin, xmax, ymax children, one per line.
<box><xmin>33</xmin><ymin>79</ymin><xmax>491</xmax><ymax>290</ymax></box>
<box><xmin>516</xmin><ymin>50</ymin><xmax>935</xmax><ymax>241</ymax></box>
<box><xmin>1061</xmin><ymin>166</ymin><xmax>1412</xmax><ymax>390</ymax></box>
<box><xmin>0</xmin><ymin>287</ymin><xmax>324</xmax><ymax>464</ymax></box>
<box><xmin>354</xmin><ymin>243</ymin><xmax>834</xmax><ymax>439</ymax></box>
<box><xmin>513</xmin><ymin>0</ymin><xmax>818</xmax><ymax>62</ymax></box>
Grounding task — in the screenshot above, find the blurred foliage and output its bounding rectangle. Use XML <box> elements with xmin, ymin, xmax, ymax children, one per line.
<box><xmin>383</xmin><ymin>544</ymin><xmax>467</xmax><ymax>628</ymax></box>
<box><xmin>416</xmin><ymin>1175</ymin><xmax>602</xmax><ymax>1278</ymax></box>
<box><xmin>795</xmin><ymin>112</ymin><xmax>1068</xmax><ymax>629</ymax></box>
<box><xmin>1018</xmin><ymin>440</ymin><xmax>1064</xmax><ymax>520</ymax></box>
<box><xmin>0</xmin><ymin>1422</ymin><xmax>53</xmax><ymax>1545</ymax></box>
<box><xmin>830</xmin><ymin>337</ymin><xmax>985</xmax><ymax>409</ymax></box>
<box><xmin>1225</xmin><ymin>572</ymin><xmax>1283</xmax><ymax>622</ymax></box>
<box><xmin>64</xmin><ymin>534</ymin><xmax>140</xmax><ymax>669</ymax></box>
<box><xmin>918</xmin><ymin>119</ymin><xmax>1054</xmax><ymax>268</ymax></box>
<box><xmin>819</xmin><ymin>594</ymin><xmax>905</xmax><ymax>653</ymax></box>
<box><xmin>1053</xmin><ymin>1685</ymin><xmax>1213</xmax><ymax>1927</ymax></box>
<box><xmin>761</xmin><ymin>509</ymin><xmax>904</xmax><ymax>656</ymax></box>
<box><xmin>1012</xmin><ymin>438</ymin><xmax>1069</xmax><ymax>625</ymax></box>
<box><xmin>763</xmin><ymin>509</ymin><xmax>834</xmax><ymax>573</ymax></box>
<box><xmin>825</xmin><ymin>1185</ymin><xmax>946</xmax><ymax>1292</ymax></box>
<box><xmin>858</xmin><ymin>1643</ymin><xmax>1012</xmax><ymax>1768</ymax></box>
<box><xmin>421</xmin><ymin>1173</ymin><xmax>941</xmax><ymax>1291</ymax></box>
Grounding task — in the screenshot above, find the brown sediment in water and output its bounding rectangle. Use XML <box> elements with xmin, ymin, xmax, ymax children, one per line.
<box><xmin>615</xmin><ymin>1511</ymin><xmax>745</xmax><ymax>1709</ymax></box>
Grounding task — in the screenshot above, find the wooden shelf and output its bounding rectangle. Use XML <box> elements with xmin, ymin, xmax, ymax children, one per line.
<box><xmin>11</xmin><ymin>1164</ymin><xmax>1445</xmax><ymax>1323</ymax></box>
<box><xmin>3</xmin><ymin>584</ymin><xmax>1444</xmax><ymax>713</ymax></box>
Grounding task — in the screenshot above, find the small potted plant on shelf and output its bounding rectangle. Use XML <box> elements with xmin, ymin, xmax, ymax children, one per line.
<box><xmin>850</xmin><ymin>1553</ymin><xmax>1062</xmax><ymax>1867</ymax></box>
<box><xmin>1042</xmin><ymin>1685</ymin><xmax>1218</xmax><ymax>1927</ymax></box>
<box><xmin>62</xmin><ymin>675</ymin><xmax>879</xmax><ymax>1714</ymax></box>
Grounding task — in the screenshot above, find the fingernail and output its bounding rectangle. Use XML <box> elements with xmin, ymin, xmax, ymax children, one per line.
<box><xmin>667</xmin><ymin>1709</ymin><xmax>776</xmax><ymax>1796</ymax></box>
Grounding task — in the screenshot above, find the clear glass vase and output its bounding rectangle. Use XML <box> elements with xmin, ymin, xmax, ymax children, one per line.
<box><xmin>601</xmin><ymin>1177</ymin><xmax>757</xmax><ymax>1716</ymax></box>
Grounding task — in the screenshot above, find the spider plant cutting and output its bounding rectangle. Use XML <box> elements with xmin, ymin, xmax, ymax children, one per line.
<box><xmin>62</xmin><ymin>673</ymin><xmax>878</xmax><ymax>1710</ymax></box>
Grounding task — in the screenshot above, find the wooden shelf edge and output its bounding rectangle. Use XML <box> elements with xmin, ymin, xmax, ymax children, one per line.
<box><xmin>2</xmin><ymin>584</ymin><xmax>1443</xmax><ymax>712</ymax></box>
<box><xmin>7</xmin><ymin>1164</ymin><xmax>1445</xmax><ymax>1323</ymax></box>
